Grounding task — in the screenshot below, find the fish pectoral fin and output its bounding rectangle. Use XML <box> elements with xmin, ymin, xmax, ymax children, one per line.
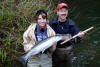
<box><xmin>42</xmin><ymin>50</ymin><xmax>44</xmax><ymax>53</ymax></box>
<box><xmin>42</xmin><ymin>49</ymin><xmax>45</xmax><ymax>53</ymax></box>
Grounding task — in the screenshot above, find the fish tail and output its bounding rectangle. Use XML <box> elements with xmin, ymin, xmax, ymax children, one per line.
<box><xmin>18</xmin><ymin>56</ymin><xmax>27</xmax><ymax>67</ymax></box>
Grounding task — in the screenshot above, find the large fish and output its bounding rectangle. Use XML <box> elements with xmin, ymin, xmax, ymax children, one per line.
<box><xmin>19</xmin><ymin>34</ymin><xmax>71</xmax><ymax>66</ymax></box>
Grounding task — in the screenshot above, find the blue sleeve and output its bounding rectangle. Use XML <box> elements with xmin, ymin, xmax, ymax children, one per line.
<box><xmin>73</xmin><ymin>25</ymin><xmax>79</xmax><ymax>35</ymax></box>
<box><xmin>71</xmin><ymin>25</ymin><xmax>82</xmax><ymax>44</ymax></box>
<box><xmin>68</xmin><ymin>18</ymin><xmax>79</xmax><ymax>36</ymax></box>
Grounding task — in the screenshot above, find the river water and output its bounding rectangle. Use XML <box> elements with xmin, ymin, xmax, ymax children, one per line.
<box><xmin>68</xmin><ymin>0</ymin><xmax>100</xmax><ymax>67</ymax></box>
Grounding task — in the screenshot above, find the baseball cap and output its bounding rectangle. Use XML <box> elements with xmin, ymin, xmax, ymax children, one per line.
<box><xmin>57</xmin><ymin>3</ymin><xmax>69</xmax><ymax>10</ymax></box>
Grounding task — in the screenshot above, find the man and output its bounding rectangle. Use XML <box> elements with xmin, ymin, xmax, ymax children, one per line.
<box><xmin>49</xmin><ymin>3</ymin><xmax>85</xmax><ymax>67</ymax></box>
<box><xmin>22</xmin><ymin>10</ymin><xmax>56</xmax><ymax>67</ymax></box>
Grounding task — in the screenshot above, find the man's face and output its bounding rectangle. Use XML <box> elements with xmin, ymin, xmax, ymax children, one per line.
<box><xmin>37</xmin><ymin>14</ymin><xmax>46</xmax><ymax>27</ymax></box>
<box><xmin>57</xmin><ymin>8</ymin><xmax>68</xmax><ymax>20</ymax></box>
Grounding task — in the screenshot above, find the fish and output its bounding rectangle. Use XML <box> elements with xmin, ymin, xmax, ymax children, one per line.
<box><xmin>19</xmin><ymin>34</ymin><xmax>71</xmax><ymax>66</ymax></box>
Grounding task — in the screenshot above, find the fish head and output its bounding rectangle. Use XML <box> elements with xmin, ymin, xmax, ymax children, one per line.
<box><xmin>55</xmin><ymin>34</ymin><xmax>72</xmax><ymax>41</ymax></box>
<box><xmin>62</xmin><ymin>34</ymin><xmax>72</xmax><ymax>40</ymax></box>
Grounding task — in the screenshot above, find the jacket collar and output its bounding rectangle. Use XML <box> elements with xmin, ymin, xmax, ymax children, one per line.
<box><xmin>52</xmin><ymin>16</ymin><xmax>75</xmax><ymax>26</ymax></box>
<box><xmin>36</xmin><ymin>24</ymin><xmax>47</xmax><ymax>32</ymax></box>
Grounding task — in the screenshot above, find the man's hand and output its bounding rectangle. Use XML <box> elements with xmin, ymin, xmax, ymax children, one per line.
<box><xmin>77</xmin><ymin>31</ymin><xmax>86</xmax><ymax>38</ymax></box>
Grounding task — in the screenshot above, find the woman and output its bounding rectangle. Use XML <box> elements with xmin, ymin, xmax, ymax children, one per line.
<box><xmin>22</xmin><ymin>10</ymin><xmax>56</xmax><ymax>67</ymax></box>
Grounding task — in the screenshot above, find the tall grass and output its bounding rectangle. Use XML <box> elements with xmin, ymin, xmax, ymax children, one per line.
<box><xmin>0</xmin><ymin>0</ymin><xmax>59</xmax><ymax>67</ymax></box>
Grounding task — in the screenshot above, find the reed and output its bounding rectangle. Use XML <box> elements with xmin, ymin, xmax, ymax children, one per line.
<box><xmin>0</xmin><ymin>0</ymin><xmax>59</xmax><ymax>67</ymax></box>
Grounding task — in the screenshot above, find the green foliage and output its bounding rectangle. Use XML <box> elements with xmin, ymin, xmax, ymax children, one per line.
<box><xmin>0</xmin><ymin>49</ymin><xmax>7</xmax><ymax>62</ymax></box>
<box><xmin>0</xmin><ymin>0</ymin><xmax>56</xmax><ymax>67</ymax></box>
<box><xmin>0</xmin><ymin>9</ymin><xmax>15</xmax><ymax>25</ymax></box>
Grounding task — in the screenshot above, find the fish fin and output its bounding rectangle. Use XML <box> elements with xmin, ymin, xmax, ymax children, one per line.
<box><xmin>18</xmin><ymin>56</ymin><xmax>27</xmax><ymax>67</ymax></box>
<box><xmin>42</xmin><ymin>50</ymin><xmax>44</xmax><ymax>53</ymax></box>
<box><xmin>42</xmin><ymin>49</ymin><xmax>45</xmax><ymax>53</ymax></box>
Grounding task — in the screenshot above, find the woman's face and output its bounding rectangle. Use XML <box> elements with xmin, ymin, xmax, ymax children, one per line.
<box><xmin>37</xmin><ymin>14</ymin><xmax>47</xmax><ymax>27</ymax></box>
